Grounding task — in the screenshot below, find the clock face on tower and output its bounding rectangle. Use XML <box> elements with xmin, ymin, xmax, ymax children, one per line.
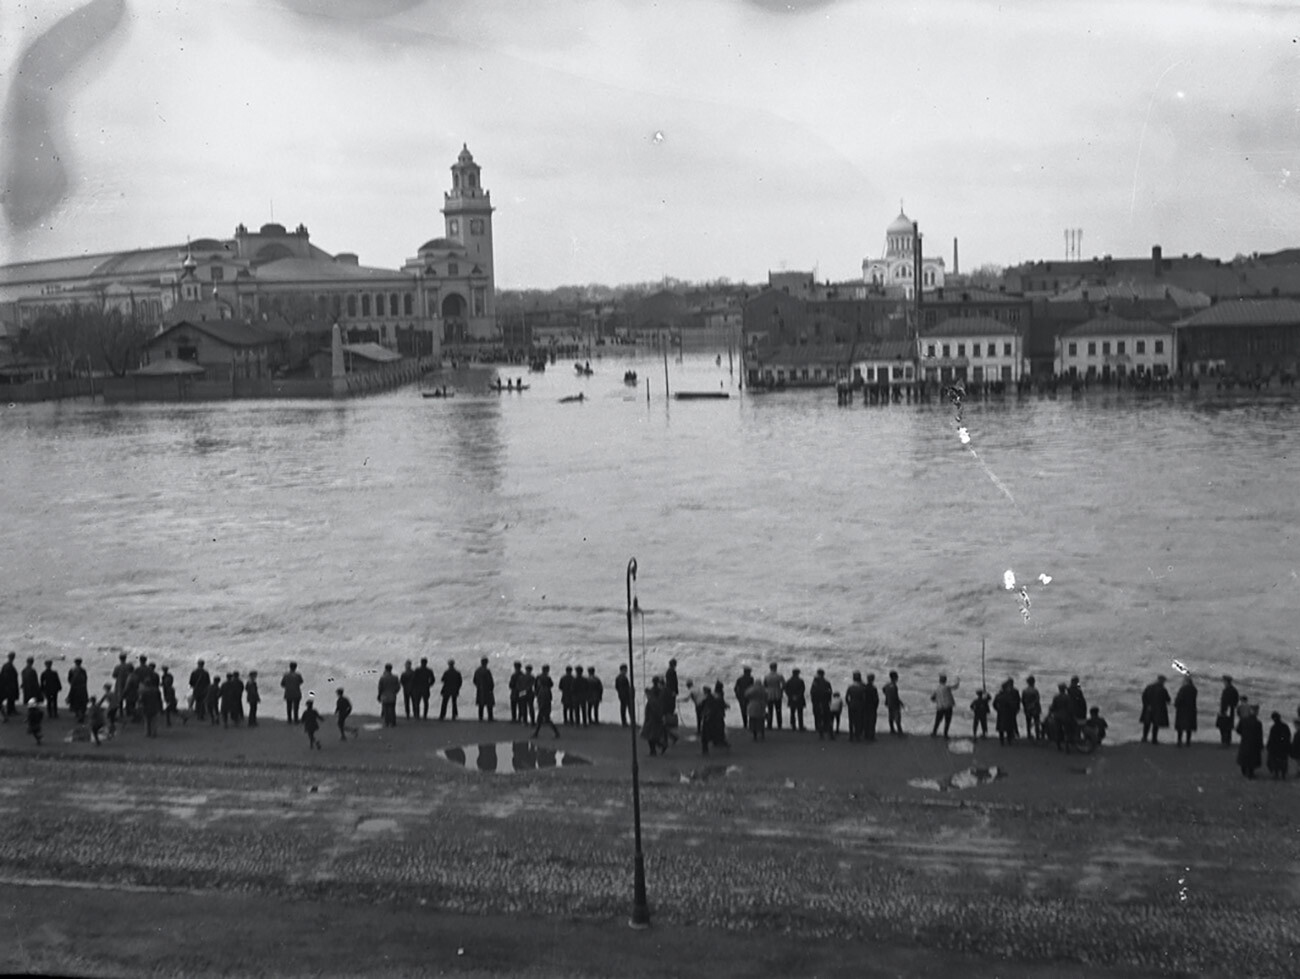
<box><xmin>449</xmin><ymin>219</ymin><xmax>459</xmax><ymax>236</ymax></box>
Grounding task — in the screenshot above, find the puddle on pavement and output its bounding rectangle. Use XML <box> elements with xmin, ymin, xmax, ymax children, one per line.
<box><xmin>908</xmin><ymin>766</ymin><xmax>1006</xmax><ymax>792</ymax></box>
<box><xmin>678</xmin><ymin>764</ymin><xmax>741</xmax><ymax>783</ymax></box>
<box><xmin>946</xmin><ymin>738</ymin><xmax>975</xmax><ymax>755</ymax></box>
<box><xmin>440</xmin><ymin>741</ymin><xmax>591</xmax><ymax>774</ymax></box>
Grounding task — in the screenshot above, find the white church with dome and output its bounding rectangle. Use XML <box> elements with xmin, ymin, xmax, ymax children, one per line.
<box><xmin>861</xmin><ymin>207</ymin><xmax>946</xmax><ymax>299</ymax></box>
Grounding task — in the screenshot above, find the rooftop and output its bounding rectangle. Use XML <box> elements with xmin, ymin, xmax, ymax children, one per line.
<box><xmin>1063</xmin><ymin>316</ymin><xmax>1171</xmax><ymax>337</ymax></box>
<box><xmin>920</xmin><ymin>315</ymin><xmax>1020</xmax><ymax>338</ymax></box>
<box><xmin>1175</xmin><ymin>298</ymin><xmax>1300</xmax><ymax>328</ymax></box>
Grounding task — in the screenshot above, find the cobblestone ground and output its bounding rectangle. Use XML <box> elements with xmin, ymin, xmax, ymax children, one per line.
<box><xmin>0</xmin><ymin>753</ymin><xmax>1297</xmax><ymax>977</ymax></box>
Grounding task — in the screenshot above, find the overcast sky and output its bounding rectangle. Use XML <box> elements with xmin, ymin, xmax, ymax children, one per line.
<box><xmin>2</xmin><ymin>0</ymin><xmax>1297</xmax><ymax>287</ymax></box>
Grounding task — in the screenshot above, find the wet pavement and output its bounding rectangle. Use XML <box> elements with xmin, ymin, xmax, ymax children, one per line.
<box><xmin>439</xmin><ymin>741</ymin><xmax>591</xmax><ymax>773</ymax></box>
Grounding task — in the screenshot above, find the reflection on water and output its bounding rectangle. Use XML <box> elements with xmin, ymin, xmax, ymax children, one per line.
<box><xmin>440</xmin><ymin>741</ymin><xmax>591</xmax><ymax>773</ymax></box>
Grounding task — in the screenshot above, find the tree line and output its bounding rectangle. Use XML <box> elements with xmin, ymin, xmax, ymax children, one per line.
<box><xmin>16</xmin><ymin>305</ymin><xmax>155</xmax><ymax>379</ymax></box>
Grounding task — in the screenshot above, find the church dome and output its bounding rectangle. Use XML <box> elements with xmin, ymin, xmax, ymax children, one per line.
<box><xmin>887</xmin><ymin>211</ymin><xmax>913</xmax><ymax>234</ymax></box>
<box><xmin>420</xmin><ymin>237</ymin><xmax>465</xmax><ymax>253</ymax></box>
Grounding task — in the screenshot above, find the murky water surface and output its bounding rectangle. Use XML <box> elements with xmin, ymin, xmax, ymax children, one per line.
<box><xmin>2</xmin><ymin>353</ymin><xmax>1298</xmax><ymax>739</ymax></box>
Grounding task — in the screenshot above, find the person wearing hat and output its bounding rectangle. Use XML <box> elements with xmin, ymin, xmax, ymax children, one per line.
<box><xmin>189</xmin><ymin>659</ymin><xmax>211</xmax><ymax>721</ymax></box>
<box><xmin>301</xmin><ymin>694</ymin><xmax>322</xmax><ymax>750</ymax></box>
<box><xmin>1140</xmin><ymin>674</ymin><xmax>1171</xmax><ymax>744</ymax></box>
<box><xmin>67</xmin><ymin>657</ymin><xmax>90</xmax><ymax>723</ymax></box>
<box><xmin>40</xmin><ymin>661</ymin><xmax>62</xmax><ymax>720</ymax></box>
<box><xmin>472</xmin><ymin>657</ymin><xmax>494</xmax><ymax>722</ymax></box>
<box><xmin>377</xmin><ymin>665</ymin><xmax>401</xmax><ymax>727</ymax></box>
<box><xmin>20</xmin><ymin>657</ymin><xmax>40</xmax><ymax>708</ymax></box>
<box><xmin>1236</xmin><ymin>705</ymin><xmax>1263</xmax><ymax>778</ymax></box>
<box><xmin>1217</xmin><ymin>676</ymin><xmax>1239</xmax><ymax>747</ymax></box>
<box><xmin>845</xmin><ymin>671</ymin><xmax>868</xmax><ymax>741</ymax></box>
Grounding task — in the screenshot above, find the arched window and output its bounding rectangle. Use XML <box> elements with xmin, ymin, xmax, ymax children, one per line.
<box><xmin>375</xmin><ymin>293</ymin><xmax>385</xmax><ymax>316</ymax></box>
<box><xmin>361</xmin><ymin>294</ymin><xmax>371</xmax><ymax>316</ymax></box>
<box><xmin>390</xmin><ymin>293</ymin><xmax>399</xmax><ymax>316</ymax></box>
<box><xmin>403</xmin><ymin>293</ymin><xmax>413</xmax><ymax>315</ymax></box>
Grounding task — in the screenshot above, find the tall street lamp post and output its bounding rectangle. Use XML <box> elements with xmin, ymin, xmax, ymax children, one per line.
<box><xmin>626</xmin><ymin>557</ymin><xmax>650</xmax><ymax>928</ymax></box>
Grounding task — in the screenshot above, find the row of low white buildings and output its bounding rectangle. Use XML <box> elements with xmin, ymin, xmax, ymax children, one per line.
<box><xmin>747</xmin><ymin>313</ymin><xmax>1182</xmax><ymax>389</ymax></box>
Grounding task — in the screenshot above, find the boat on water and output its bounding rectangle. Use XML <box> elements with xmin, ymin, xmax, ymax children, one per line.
<box><xmin>673</xmin><ymin>391</ymin><xmax>730</xmax><ymax>400</ymax></box>
<box><xmin>559</xmin><ymin>393</ymin><xmax>585</xmax><ymax>403</ymax></box>
<box><xmin>574</xmin><ymin>361</ymin><xmax>593</xmax><ymax>376</ymax></box>
<box><xmin>529</xmin><ymin>357</ymin><xmax>548</xmax><ymax>372</ymax></box>
<box><xmin>623</xmin><ymin>370</ymin><xmax>638</xmax><ymax>384</ymax></box>
<box><xmin>490</xmin><ymin>382</ymin><xmax>529</xmax><ymax>392</ymax></box>
<box><xmin>422</xmin><ymin>386</ymin><xmax>455</xmax><ymax>398</ymax></box>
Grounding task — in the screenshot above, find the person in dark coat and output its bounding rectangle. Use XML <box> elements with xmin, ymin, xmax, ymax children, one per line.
<box><xmin>845</xmin><ymin>671</ymin><xmax>868</xmax><ymax>741</ymax></box>
<box><xmin>883</xmin><ymin>670</ymin><xmax>904</xmax><ymax>735</ymax></box>
<box><xmin>40</xmin><ymin>661</ymin><xmax>62</xmax><ymax>719</ymax></box>
<box><xmin>970</xmin><ymin>690</ymin><xmax>991</xmax><ymax>739</ymax></box>
<box><xmin>1021</xmin><ymin>676</ymin><xmax>1042</xmax><ymax>740</ymax></box>
<box><xmin>993</xmin><ymin>678</ymin><xmax>1021</xmax><ymax>745</ymax></box>
<box><xmin>140</xmin><ymin>676</ymin><xmax>163</xmax><ymax>738</ymax></box>
<box><xmin>640</xmin><ymin>684</ymin><xmax>667</xmax><ymax>755</ymax></box>
<box><xmin>0</xmin><ymin>652</ymin><xmax>19</xmax><ymax>718</ymax></box>
<box><xmin>440</xmin><ymin>660</ymin><xmax>463</xmax><ymax>720</ymax></box>
<box><xmin>335</xmin><ymin>688</ymin><xmax>353</xmax><ymax>741</ymax></box>
<box><xmin>733</xmin><ymin>667</ymin><xmax>754</xmax><ymax>718</ymax></box>
<box><xmin>160</xmin><ymin>666</ymin><xmax>179</xmax><ymax>726</ymax></box>
<box><xmin>1067</xmin><ymin>676</ymin><xmax>1087</xmax><ymax>725</ymax></box>
<box><xmin>531</xmin><ymin>674</ymin><xmax>559</xmax><ymax>739</ymax></box>
<box><xmin>1217</xmin><ymin>676</ymin><xmax>1239</xmax><ymax>747</ymax></box>
<box><xmin>301</xmin><ymin>696</ymin><xmax>323</xmax><ymax>750</ymax></box>
<box><xmin>377</xmin><ymin>664</ymin><xmax>401</xmax><ymax>727</ymax></box>
<box><xmin>111</xmin><ymin>653</ymin><xmax>132</xmax><ymax>702</ymax></box>
<box><xmin>1140</xmin><ymin>675</ymin><xmax>1171</xmax><ymax>744</ymax></box>
<box><xmin>1174</xmin><ymin>676</ymin><xmax>1198</xmax><ymax>746</ymax></box>
<box><xmin>520</xmin><ymin>665</ymin><xmax>537</xmax><ymax>726</ymax></box>
<box><xmin>571</xmin><ymin>665</ymin><xmax>589</xmax><ymax>726</ymax></box>
<box><xmin>699</xmin><ymin>688</ymin><xmax>730</xmax><ymax>754</ymax></box>
<box><xmin>190</xmin><ymin>659</ymin><xmax>211</xmax><ymax>720</ymax></box>
<box><xmin>785</xmin><ymin>669</ymin><xmax>807</xmax><ymax>732</ymax></box>
<box><xmin>67</xmin><ymin>658</ymin><xmax>90</xmax><ymax>723</ymax></box>
<box><xmin>280</xmin><ymin>663</ymin><xmax>303</xmax><ymax>724</ymax></box>
<box><xmin>508</xmin><ymin>661</ymin><xmax>525</xmax><ymax>723</ymax></box>
<box><xmin>615</xmin><ymin>665</ymin><xmax>632</xmax><ymax>727</ymax></box>
<box><xmin>664</xmin><ymin>659</ymin><xmax>679</xmax><ymax>704</ymax></box>
<box><xmin>245</xmin><ymin>671</ymin><xmax>260</xmax><ymax>727</ymax></box>
<box><xmin>472</xmin><ymin>658</ymin><xmax>494</xmax><ymax>721</ymax></box>
<box><xmin>412</xmin><ymin>658</ymin><xmax>434</xmax><ymax>719</ymax></box>
<box><xmin>400</xmin><ymin>660</ymin><xmax>416</xmax><ymax>719</ymax></box>
<box><xmin>558</xmin><ymin>667</ymin><xmax>575</xmax><ymax>725</ymax></box>
<box><xmin>863</xmin><ymin>673</ymin><xmax>880</xmax><ymax>741</ymax></box>
<box><xmin>810</xmin><ymin>669</ymin><xmax>833</xmax><ymax>740</ymax></box>
<box><xmin>204</xmin><ymin>676</ymin><xmax>221</xmax><ymax>725</ymax></box>
<box><xmin>1236</xmin><ymin>706</ymin><xmax>1264</xmax><ymax>778</ymax></box>
<box><xmin>745</xmin><ymin>681</ymin><xmax>767</xmax><ymax>741</ymax></box>
<box><xmin>586</xmin><ymin>667</ymin><xmax>603</xmax><ymax>725</ymax></box>
<box><xmin>20</xmin><ymin>657</ymin><xmax>40</xmax><ymax>706</ymax></box>
<box><xmin>1265</xmin><ymin>713</ymin><xmax>1291</xmax><ymax>779</ymax></box>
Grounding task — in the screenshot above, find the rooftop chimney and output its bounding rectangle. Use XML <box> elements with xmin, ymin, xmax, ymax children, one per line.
<box><xmin>953</xmin><ymin>237</ymin><xmax>959</xmax><ymax>276</ymax></box>
<box><xmin>1152</xmin><ymin>245</ymin><xmax>1163</xmax><ymax>279</ymax></box>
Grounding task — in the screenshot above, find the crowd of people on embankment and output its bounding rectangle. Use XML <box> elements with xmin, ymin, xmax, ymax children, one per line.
<box><xmin>3</xmin><ymin>649</ymin><xmax>1299</xmax><ymax>780</ymax></box>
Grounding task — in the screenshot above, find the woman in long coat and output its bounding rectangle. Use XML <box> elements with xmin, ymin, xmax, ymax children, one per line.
<box><xmin>1140</xmin><ymin>675</ymin><xmax>1171</xmax><ymax>744</ymax></box>
<box><xmin>640</xmin><ymin>686</ymin><xmax>667</xmax><ymax>756</ymax></box>
<box><xmin>1265</xmin><ymin>712</ymin><xmax>1291</xmax><ymax>779</ymax></box>
<box><xmin>1236</xmin><ymin>706</ymin><xmax>1264</xmax><ymax>778</ymax></box>
<box><xmin>1173</xmin><ymin>676</ymin><xmax>1198</xmax><ymax>746</ymax></box>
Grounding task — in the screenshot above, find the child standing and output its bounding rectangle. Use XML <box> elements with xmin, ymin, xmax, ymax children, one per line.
<box><xmin>335</xmin><ymin>688</ymin><xmax>353</xmax><ymax>741</ymax></box>
<box><xmin>26</xmin><ymin>699</ymin><xmax>44</xmax><ymax>745</ymax></box>
<box><xmin>301</xmin><ymin>695</ymin><xmax>322</xmax><ymax>750</ymax></box>
<box><xmin>1084</xmin><ymin>706</ymin><xmax>1108</xmax><ymax>745</ymax></box>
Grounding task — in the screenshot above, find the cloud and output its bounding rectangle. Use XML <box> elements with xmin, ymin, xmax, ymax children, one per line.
<box><xmin>1</xmin><ymin>0</ymin><xmax>127</xmax><ymax>232</ymax></box>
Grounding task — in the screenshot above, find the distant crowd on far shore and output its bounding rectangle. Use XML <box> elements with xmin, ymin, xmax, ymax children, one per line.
<box><xmin>4</xmin><ymin>651</ymin><xmax>1299</xmax><ymax>780</ymax></box>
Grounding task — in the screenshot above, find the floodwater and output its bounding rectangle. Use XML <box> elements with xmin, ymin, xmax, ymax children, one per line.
<box><xmin>2</xmin><ymin>352</ymin><xmax>1298</xmax><ymax>740</ymax></box>
<box><xmin>440</xmin><ymin>741</ymin><xmax>590</xmax><ymax>773</ymax></box>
